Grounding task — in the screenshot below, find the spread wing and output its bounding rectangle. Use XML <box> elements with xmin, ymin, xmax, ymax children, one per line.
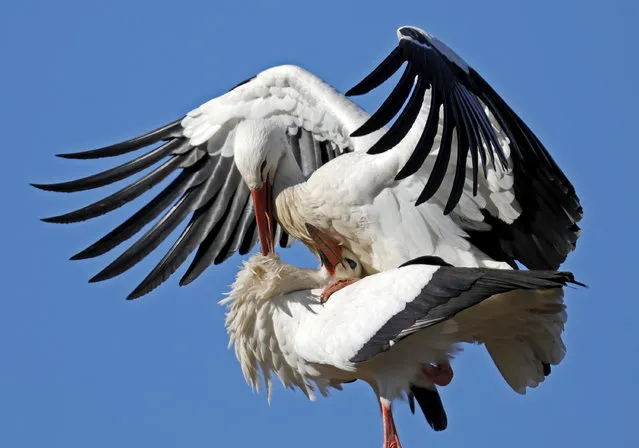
<box><xmin>346</xmin><ymin>26</ymin><xmax>583</xmax><ymax>270</ymax></box>
<box><xmin>32</xmin><ymin>66</ymin><xmax>352</xmax><ymax>299</ymax></box>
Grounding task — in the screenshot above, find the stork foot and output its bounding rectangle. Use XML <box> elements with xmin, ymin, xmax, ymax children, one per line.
<box><xmin>320</xmin><ymin>277</ymin><xmax>360</xmax><ymax>303</ymax></box>
<box><xmin>384</xmin><ymin>432</ymin><xmax>402</xmax><ymax>448</ymax></box>
<box><xmin>422</xmin><ymin>362</ymin><xmax>454</xmax><ymax>387</ymax></box>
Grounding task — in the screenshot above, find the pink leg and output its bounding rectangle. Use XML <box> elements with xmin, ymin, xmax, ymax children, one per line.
<box><xmin>380</xmin><ymin>400</ymin><xmax>402</xmax><ymax>448</ymax></box>
<box><xmin>320</xmin><ymin>277</ymin><xmax>360</xmax><ymax>303</ymax></box>
<box><xmin>422</xmin><ymin>361</ymin><xmax>454</xmax><ymax>387</ymax></box>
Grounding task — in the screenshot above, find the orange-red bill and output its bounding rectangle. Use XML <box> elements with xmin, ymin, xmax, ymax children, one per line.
<box><xmin>251</xmin><ymin>182</ymin><xmax>275</xmax><ymax>256</ymax></box>
<box><xmin>304</xmin><ymin>223</ymin><xmax>343</xmax><ymax>276</ymax></box>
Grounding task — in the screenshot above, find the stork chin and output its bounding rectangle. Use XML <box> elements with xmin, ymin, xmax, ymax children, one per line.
<box><xmin>251</xmin><ymin>181</ymin><xmax>276</xmax><ymax>256</ymax></box>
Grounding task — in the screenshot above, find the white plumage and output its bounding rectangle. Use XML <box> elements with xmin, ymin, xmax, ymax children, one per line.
<box><xmin>222</xmin><ymin>252</ymin><xmax>578</xmax><ymax>446</ymax></box>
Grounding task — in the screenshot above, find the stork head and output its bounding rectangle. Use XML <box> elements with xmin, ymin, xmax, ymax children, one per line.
<box><xmin>333</xmin><ymin>247</ymin><xmax>363</xmax><ymax>279</ymax></box>
<box><xmin>234</xmin><ymin>119</ymin><xmax>287</xmax><ymax>256</ymax></box>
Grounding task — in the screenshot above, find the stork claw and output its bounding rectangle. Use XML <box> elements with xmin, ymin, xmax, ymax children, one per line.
<box><xmin>320</xmin><ymin>277</ymin><xmax>360</xmax><ymax>304</ymax></box>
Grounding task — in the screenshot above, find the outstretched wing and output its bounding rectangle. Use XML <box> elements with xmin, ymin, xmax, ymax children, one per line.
<box><xmin>346</xmin><ymin>26</ymin><xmax>583</xmax><ymax>270</ymax></box>
<box><xmin>33</xmin><ymin>66</ymin><xmax>352</xmax><ymax>299</ymax></box>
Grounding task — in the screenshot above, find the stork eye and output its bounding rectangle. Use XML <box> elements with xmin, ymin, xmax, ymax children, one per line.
<box><xmin>345</xmin><ymin>258</ymin><xmax>358</xmax><ymax>270</ymax></box>
<box><xmin>260</xmin><ymin>160</ymin><xmax>267</xmax><ymax>181</ymax></box>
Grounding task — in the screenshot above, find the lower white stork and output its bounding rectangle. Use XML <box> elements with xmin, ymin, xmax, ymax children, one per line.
<box><xmin>223</xmin><ymin>252</ymin><xmax>580</xmax><ymax>448</ymax></box>
<box><xmin>33</xmin><ymin>26</ymin><xmax>582</xmax><ymax>299</ymax></box>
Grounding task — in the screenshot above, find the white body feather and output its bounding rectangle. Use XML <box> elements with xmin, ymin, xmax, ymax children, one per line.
<box><xmin>221</xmin><ymin>254</ymin><xmax>568</xmax><ymax>403</ymax></box>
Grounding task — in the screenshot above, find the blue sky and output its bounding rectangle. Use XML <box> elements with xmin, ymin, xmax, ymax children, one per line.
<box><xmin>1</xmin><ymin>0</ymin><xmax>637</xmax><ymax>447</ymax></box>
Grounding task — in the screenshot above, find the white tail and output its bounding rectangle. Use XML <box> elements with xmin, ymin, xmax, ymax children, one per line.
<box><xmin>455</xmin><ymin>288</ymin><xmax>567</xmax><ymax>394</ymax></box>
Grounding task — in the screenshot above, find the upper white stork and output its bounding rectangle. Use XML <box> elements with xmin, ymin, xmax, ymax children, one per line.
<box><xmin>33</xmin><ymin>26</ymin><xmax>582</xmax><ymax>299</ymax></box>
<box><xmin>222</xmin><ymin>251</ymin><xmax>580</xmax><ymax>448</ymax></box>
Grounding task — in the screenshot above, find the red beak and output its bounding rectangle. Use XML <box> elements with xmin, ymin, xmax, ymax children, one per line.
<box><xmin>251</xmin><ymin>181</ymin><xmax>275</xmax><ymax>256</ymax></box>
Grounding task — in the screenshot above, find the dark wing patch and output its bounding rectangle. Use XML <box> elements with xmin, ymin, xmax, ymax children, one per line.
<box><xmin>346</xmin><ymin>26</ymin><xmax>582</xmax><ymax>270</ymax></box>
<box><xmin>286</xmin><ymin>128</ymin><xmax>350</xmax><ymax>178</ymax></box>
<box><xmin>399</xmin><ymin>255</ymin><xmax>453</xmax><ymax>268</ymax></box>
<box><xmin>350</xmin><ymin>267</ymin><xmax>579</xmax><ymax>363</ymax></box>
<box><xmin>32</xmin><ymin>118</ymin><xmax>292</xmax><ymax>299</ymax></box>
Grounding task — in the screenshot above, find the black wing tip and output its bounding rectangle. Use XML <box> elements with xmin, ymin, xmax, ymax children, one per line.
<box><xmin>31</xmin><ymin>182</ymin><xmax>65</xmax><ymax>193</ymax></box>
<box><xmin>394</xmin><ymin>166</ymin><xmax>413</xmax><ymax>181</ymax></box>
<box><xmin>349</xmin><ymin>127</ymin><xmax>369</xmax><ymax>138</ymax></box>
<box><xmin>88</xmin><ymin>268</ymin><xmax>116</xmax><ymax>284</ymax></box>
<box><xmin>543</xmin><ymin>363</ymin><xmax>552</xmax><ymax>376</ymax></box>
<box><xmin>366</xmin><ymin>144</ymin><xmax>391</xmax><ymax>155</ymax></box>
<box><xmin>441</xmin><ymin>199</ymin><xmax>454</xmax><ymax>215</ymax></box>
<box><xmin>55</xmin><ymin>151</ymin><xmax>91</xmax><ymax>160</ymax></box>
<box><xmin>126</xmin><ymin>286</ymin><xmax>148</xmax><ymax>300</ymax></box>
<box><xmin>30</xmin><ymin>181</ymin><xmax>82</xmax><ymax>194</ymax></box>
<box><xmin>87</xmin><ymin>274</ymin><xmax>104</xmax><ymax>284</ymax></box>
<box><xmin>52</xmin><ymin>118</ymin><xmax>184</xmax><ymax>160</ymax></box>
<box><xmin>344</xmin><ymin>86</ymin><xmax>361</xmax><ymax>97</ymax></box>
<box><xmin>345</xmin><ymin>84</ymin><xmax>373</xmax><ymax>98</ymax></box>
<box><xmin>40</xmin><ymin>215</ymin><xmax>71</xmax><ymax>224</ymax></box>
<box><xmin>399</xmin><ymin>256</ymin><xmax>453</xmax><ymax>268</ymax></box>
<box><xmin>345</xmin><ymin>83</ymin><xmax>384</xmax><ymax>97</ymax></box>
<box><xmin>560</xmin><ymin>272</ymin><xmax>586</xmax><ymax>288</ymax></box>
<box><xmin>179</xmin><ymin>252</ymin><xmax>204</xmax><ymax>286</ymax></box>
<box><xmin>345</xmin><ymin>26</ymin><xmax>426</xmax><ymax>98</ymax></box>
<box><xmin>415</xmin><ymin>189</ymin><xmax>435</xmax><ymax>207</ymax></box>
<box><xmin>54</xmin><ymin>148</ymin><xmax>121</xmax><ymax>160</ymax></box>
<box><xmin>179</xmin><ymin>271</ymin><xmax>197</xmax><ymax>287</ymax></box>
<box><xmin>443</xmin><ymin>200</ymin><xmax>457</xmax><ymax>216</ymax></box>
<box><xmin>431</xmin><ymin>420</ymin><xmax>448</xmax><ymax>431</ymax></box>
<box><xmin>69</xmin><ymin>249</ymin><xmax>94</xmax><ymax>261</ymax></box>
<box><xmin>345</xmin><ymin>46</ymin><xmax>404</xmax><ymax>97</ymax></box>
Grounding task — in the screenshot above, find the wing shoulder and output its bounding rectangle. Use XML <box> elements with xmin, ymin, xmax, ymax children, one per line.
<box><xmin>182</xmin><ymin>65</ymin><xmax>353</xmax><ymax>153</ymax></box>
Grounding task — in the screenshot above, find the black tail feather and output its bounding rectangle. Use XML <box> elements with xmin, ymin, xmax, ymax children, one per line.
<box><xmin>409</xmin><ymin>386</ymin><xmax>447</xmax><ymax>431</ymax></box>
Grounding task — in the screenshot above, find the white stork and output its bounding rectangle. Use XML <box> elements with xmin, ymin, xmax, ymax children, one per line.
<box><xmin>33</xmin><ymin>26</ymin><xmax>582</xmax><ymax>299</ymax></box>
<box><xmin>222</xmin><ymin>251</ymin><xmax>580</xmax><ymax>448</ymax></box>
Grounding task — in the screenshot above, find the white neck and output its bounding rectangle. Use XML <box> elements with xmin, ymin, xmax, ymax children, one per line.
<box><xmin>272</xmin><ymin>150</ymin><xmax>306</xmax><ymax>199</ymax></box>
<box><xmin>220</xmin><ymin>254</ymin><xmax>328</xmax><ymax>402</ymax></box>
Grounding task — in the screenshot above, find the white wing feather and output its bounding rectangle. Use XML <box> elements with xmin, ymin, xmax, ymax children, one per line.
<box><xmin>181</xmin><ymin>65</ymin><xmax>367</xmax><ymax>155</ymax></box>
<box><xmin>278</xmin><ymin>265</ymin><xmax>437</xmax><ymax>370</ymax></box>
